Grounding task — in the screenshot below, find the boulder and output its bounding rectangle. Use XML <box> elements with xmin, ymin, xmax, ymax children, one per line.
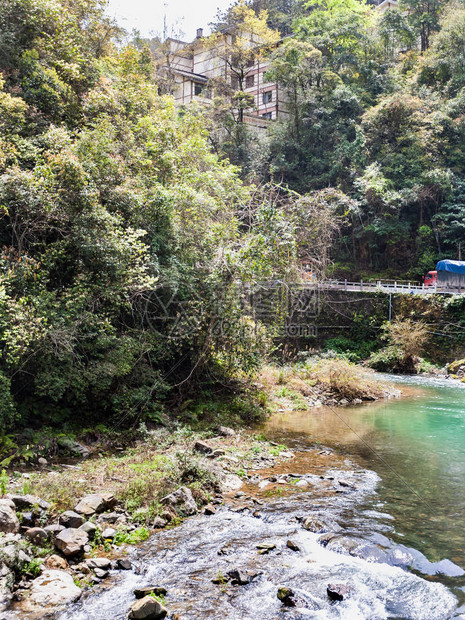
<box><xmin>116</xmin><ymin>558</ymin><xmax>132</xmax><ymax>570</ymax></box>
<box><xmin>216</xmin><ymin>426</ymin><xmax>235</xmax><ymax>437</ymax></box>
<box><xmin>161</xmin><ymin>487</ymin><xmax>197</xmax><ymax>516</ymax></box>
<box><xmin>98</xmin><ymin>511</ymin><xmax>120</xmax><ymax>524</ymax></box>
<box><xmin>24</xmin><ymin>527</ymin><xmax>48</xmax><ymax>545</ymax></box>
<box><xmin>0</xmin><ymin>500</ymin><xmax>19</xmax><ymax>534</ymax></box>
<box><xmin>0</xmin><ymin>562</ymin><xmax>13</xmax><ymax>612</ymax></box>
<box><xmin>134</xmin><ymin>586</ymin><xmax>167</xmax><ymax>599</ymax></box>
<box><xmin>1</xmin><ymin>544</ymin><xmax>31</xmax><ymax>570</ymax></box>
<box><xmin>54</xmin><ymin>528</ymin><xmax>89</xmax><ymax>557</ymax></box>
<box><xmin>59</xmin><ymin>511</ymin><xmax>85</xmax><ymax>529</ymax></box>
<box><xmin>129</xmin><ymin>596</ymin><xmax>167</xmax><ymax>619</ymax></box>
<box><xmin>79</xmin><ymin>521</ymin><xmax>98</xmax><ymax>539</ymax></box>
<box><xmin>74</xmin><ymin>494</ymin><xmax>106</xmax><ymax>516</ymax></box>
<box><xmin>8</xmin><ymin>494</ymin><xmax>50</xmax><ymax>511</ymax></box>
<box><xmin>25</xmin><ymin>570</ymin><xmax>81</xmax><ymax>608</ymax></box>
<box><xmin>86</xmin><ymin>557</ymin><xmax>111</xmax><ymax>570</ymax></box>
<box><xmin>44</xmin><ymin>523</ymin><xmax>65</xmax><ymax>539</ymax></box>
<box><xmin>44</xmin><ymin>555</ymin><xmax>68</xmax><ymax>570</ymax></box>
<box><xmin>194</xmin><ymin>441</ymin><xmax>212</xmax><ymax>455</ymax></box>
<box><xmin>94</xmin><ymin>567</ymin><xmax>109</xmax><ymax>579</ymax></box>
<box><xmin>301</xmin><ymin>517</ymin><xmax>330</xmax><ymax>533</ymax></box>
<box><xmin>327</xmin><ymin>583</ymin><xmax>353</xmax><ymax>601</ymax></box>
<box><xmin>219</xmin><ymin>474</ymin><xmax>243</xmax><ymax>493</ymax></box>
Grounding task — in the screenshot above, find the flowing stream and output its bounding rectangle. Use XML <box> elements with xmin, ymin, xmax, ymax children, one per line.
<box><xmin>54</xmin><ymin>375</ymin><xmax>465</xmax><ymax>619</ymax></box>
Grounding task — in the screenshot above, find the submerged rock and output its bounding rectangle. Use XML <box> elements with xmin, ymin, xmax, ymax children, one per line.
<box><xmin>134</xmin><ymin>586</ymin><xmax>167</xmax><ymax>599</ymax></box>
<box><xmin>286</xmin><ymin>539</ymin><xmax>300</xmax><ymax>552</ymax></box>
<box><xmin>327</xmin><ymin>583</ymin><xmax>353</xmax><ymax>601</ymax></box>
<box><xmin>277</xmin><ymin>586</ymin><xmax>296</xmax><ymax>607</ymax></box>
<box><xmin>129</xmin><ymin>595</ymin><xmax>167</xmax><ymax>619</ymax></box>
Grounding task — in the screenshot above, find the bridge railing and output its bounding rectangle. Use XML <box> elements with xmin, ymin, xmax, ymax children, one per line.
<box><xmin>318</xmin><ymin>280</ymin><xmax>465</xmax><ymax>295</ymax></box>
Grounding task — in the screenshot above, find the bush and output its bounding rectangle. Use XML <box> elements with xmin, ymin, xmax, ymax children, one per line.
<box><xmin>312</xmin><ymin>358</ymin><xmax>383</xmax><ymax>400</ymax></box>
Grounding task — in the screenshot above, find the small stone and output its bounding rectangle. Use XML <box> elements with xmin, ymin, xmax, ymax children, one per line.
<box><xmin>286</xmin><ymin>540</ymin><xmax>300</xmax><ymax>552</ymax></box>
<box><xmin>152</xmin><ymin>517</ymin><xmax>167</xmax><ymax>529</ymax></box>
<box><xmin>296</xmin><ymin>480</ymin><xmax>308</xmax><ymax>488</ymax></box>
<box><xmin>44</xmin><ymin>555</ymin><xmax>68</xmax><ymax>570</ymax></box>
<box><xmin>277</xmin><ymin>587</ymin><xmax>296</xmax><ymax>607</ymax></box>
<box><xmin>75</xmin><ymin>562</ymin><xmax>90</xmax><ymax>575</ymax></box>
<box><xmin>21</xmin><ymin>511</ymin><xmax>35</xmax><ymax>527</ymax></box>
<box><xmin>327</xmin><ymin>583</ymin><xmax>353</xmax><ymax>601</ymax></box>
<box><xmin>134</xmin><ymin>586</ymin><xmax>167</xmax><ymax>599</ymax></box>
<box><xmin>116</xmin><ymin>558</ymin><xmax>132</xmax><ymax>570</ymax></box>
<box><xmin>234</xmin><ymin>491</ymin><xmax>246</xmax><ymax>498</ymax></box>
<box><xmin>194</xmin><ymin>440</ymin><xmax>213</xmax><ymax>455</ymax></box>
<box><xmin>93</xmin><ymin>567</ymin><xmax>109</xmax><ymax>579</ymax></box>
<box><xmin>38</xmin><ymin>457</ymin><xmax>48</xmax><ymax>467</ymax></box>
<box><xmin>86</xmin><ymin>557</ymin><xmax>111</xmax><ymax>570</ymax></box>
<box><xmin>210</xmin><ymin>449</ymin><xmax>226</xmax><ymax>458</ymax></box>
<box><xmin>129</xmin><ymin>596</ymin><xmax>167</xmax><ymax>620</ymax></box>
<box><xmin>24</xmin><ymin>527</ymin><xmax>48</xmax><ymax>545</ymax></box>
<box><xmin>102</xmin><ymin>528</ymin><xmax>117</xmax><ymax>539</ymax></box>
<box><xmin>256</xmin><ymin>542</ymin><xmax>276</xmax><ymax>554</ymax></box>
<box><xmin>58</xmin><ymin>511</ymin><xmax>85</xmax><ymax>529</ymax></box>
<box><xmin>226</xmin><ymin>569</ymin><xmax>256</xmax><ymax>585</ymax></box>
<box><xmin>203</xmin><ymin>504</ymin><xmax>216</xmax><ymax>515</ymax></box>
<box><xmin>54</xmin><ymin>528</ymin><xmax>89</xmax><ymax>557</ymax></box>
<box><xmin>301</xmin><ymin>517</ymin><xmax>329</xmax><ymax>533</ymax></box>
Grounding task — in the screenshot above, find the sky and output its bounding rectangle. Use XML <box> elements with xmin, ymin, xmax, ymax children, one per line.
<box><xmin>106</xmin><ymin>0</ymin><xmax>233</xmax><ymax>41</ymax></box>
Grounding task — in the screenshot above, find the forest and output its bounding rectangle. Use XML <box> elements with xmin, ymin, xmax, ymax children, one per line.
<box><xmin>0</xmin><ymin>0</ymin><xmax>465</xmax><ymax>431</ymax></box>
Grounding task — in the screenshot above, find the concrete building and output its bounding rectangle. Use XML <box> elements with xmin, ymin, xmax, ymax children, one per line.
<box><xmin>162</xmin><ymin>28</ymin><xmax>288</xmax><ymax>127</ymax></box>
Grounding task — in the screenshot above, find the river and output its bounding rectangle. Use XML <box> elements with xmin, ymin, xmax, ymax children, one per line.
<box><xmin>53</xmin><ymin>375</ymin><xmax>465</xmax><ymax>619</ymax></box>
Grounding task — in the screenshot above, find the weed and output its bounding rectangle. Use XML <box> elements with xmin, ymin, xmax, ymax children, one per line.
<box><xmin>113</xmin><ymin>527</ymin><xmax>150</xmax><ymax>546</ymax></box>
<box><xmin>0</xmin><ymin>469</ymin><xmax>7</xmax><ymax>497</ymax></box>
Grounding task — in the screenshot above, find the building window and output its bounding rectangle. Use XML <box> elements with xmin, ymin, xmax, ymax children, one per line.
<box><xmin>245</xmin><ymin>75</ymin><xmax>255</xmax><ymax>88</ymax></box>
<box><xmin>262</xmin><ymin>112</ymin><xmax>272</xmax><ymax>119</ymax></box>
<box><xmin>194</xmin><ymin>83</ymin><xmax>204</xmax><ymax>96</ymax></box>
<box><xmin>263</xmin><ymin>91</ymin><xmax>272</xmax><ymax>104</ymax></box>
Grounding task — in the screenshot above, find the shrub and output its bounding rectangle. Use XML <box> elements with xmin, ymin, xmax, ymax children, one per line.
<box><xmin>312</xmin><ymin>358</ymin><xmax>383</xmax><ymax>400</ymax></box>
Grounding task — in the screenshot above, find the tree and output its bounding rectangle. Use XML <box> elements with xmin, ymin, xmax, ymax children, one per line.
<box><xmin>399</xmin><ymin>0</ymin><xmax>442</xmax><ymax>52</ymax></box>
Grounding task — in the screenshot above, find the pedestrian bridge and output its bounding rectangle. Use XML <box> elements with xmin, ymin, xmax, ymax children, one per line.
<box><xmin>320</xmin><ymin>280</ymin><xmax>465</xmax><ymax>295</ymax></box>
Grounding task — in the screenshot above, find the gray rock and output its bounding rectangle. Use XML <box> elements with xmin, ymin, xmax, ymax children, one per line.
<box><xmin>226</xmin><ymin>569</ymin><xmax>257</xmax><ymax>585</ymax></box>
<box><xmin>129</xmin><ymin>596</ymin><xmax>167</xmax><ymax>619</ymax></box>
<box><xmin>86</xmin><ymin>557</ymin><xmax>111</xmax><ymax>570</ymax></box>
<box><xmin>327</xmin><ymin>583</ymin><xmax>353</xmax><ymax>601</ymax></box>
<box><xmin>44</xmin><ymin>523</ymin><xmax>65</xmax><ymax>539</ymax></box>
<box><xmin>217</xmin><ymin>426</ymin><xmax>235</xmax><ymax>437</ymax></box>
<box><xmin>38</xmin><ymin>457</ymin><xmax>48</xmax><ymax>467</ymax></box>
<box><xmin>21</xmin><ymin>511</ymin><xmax>35</xmax><ymax>526</ymax></box>
<box><xmin>24</xmin><ymin>527</ymin><xmax>48</xmax><ymax>545</ymax></box>
<box><xmin>24</xmin><ymin>570</ymin><xmax>81</xmax><ymax>609</ymax></box>
<box><xmin>93</xmin><ymin>567</ymin><xmax>109</xmax><ymax>579</ymax></box>
<box><xmin>0</xmin><ymin>562</ymin><xmax>13</xmax><ymax>611</ymax></box>
<box><xmin>54</xmin><ymin>528</ymin><xmax>89</xmax><ymax>557</ymax></box>
<box><xmin>102</xmin><ymin>528</ymin><xmax>117</xmax><ymax>539</ymax></box>
<box><xmin>286</xmin><ymin>540</ymin><xmax>300</xmax><ymax>552</ymax></box>
<box><xmin>301</xmin><ymin>516</ymin><xmax>330</xmax><ymax>533</ymax></box>
<box><xmin>194</xmin><ymin>440</ymin><xmax>212</xmax><ymax>455</ymax></box>
<box><xmin>58</xmin><ymin>511</ymin><xmax>85</xmax><ymax>529</ymax></box>
<box><xmin>161</xmin><ymin>487</ymin><xmax>197</xmax><ymax>516</ymax></box>
<box><xmin>1</xmin><ymin>544</ymin><xmax>31</xmax><ymax>570</ymax></box>
<box><xmin>219</xmin><ymin>474</ymin><xmax>243</xmax><ymax>493</ymax></box>
<box><xmin>74</xmin><ymin>494</ymin><xmax>106</xmax><ymax>516</ymax></box>
<box><xmin>8</xmin><ymin>494</ymin><xmax>50</xmax><ymax>511</ymax></box>
<box><xmin>116</xmin><ymin>558</ymin><xmax>132</xmax><ymax>570</ymax></box>
<box><xmin>134</xmin><ymin>586</ymin><xmax>167</xmax><ymax>599</ymax></box>
<box><xmin>98</xmin><ymin>511</ymin><xmax>120</xmax><ymax>524</ymax></box>
<box><xmin>152</xmin><ymin>517</ymin><xmax>167</xmax><ymax>529</ymax></box>
<box><xmin>79</xmin><ymin>521</ymin><xmax>98</xmax><ymax>538</ymax></box>
<box><xmin>203</xmin><ymin>504</ymin><xmax>216</xmax><ymax>515</ymax></box>
<box><xmin>0</xmin><ymin>500</ymin><xmax>19</xmax><ymax>534</ymax></box>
